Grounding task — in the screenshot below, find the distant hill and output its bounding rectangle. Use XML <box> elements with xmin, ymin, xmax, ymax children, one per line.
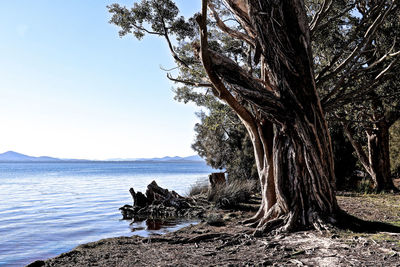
<box><xmin>180</xmin><ymin>155</ymin><xmax>203</xmax><ymax>161</ymax></box>
<box><xmin>148</xmin><ymin>155</ymin><xmax>204</xmax><ymax>162</ymax></box>
<box><xmin>109</xmin><ymin>155</ymin><xmax>204</xmax><ymax>162</ymax></box>
<box><xmin>0</xmin><ymin>151</ymin><xmax>61</xmax><ymax>162</ymax></box>
<box><xmin>0</xmin><ymin>151</ymin><xmax>205</xmax><ymax>163</ymax></box>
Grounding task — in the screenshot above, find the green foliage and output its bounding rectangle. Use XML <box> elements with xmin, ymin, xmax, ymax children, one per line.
<box><xmin>356</xmin><ymin>178</ymin><xmax>375</xmax><ymax>194</ymax></box>
<box><xmin>192</xmin><ymin>103</ymin><xmax>257</xmax><ymax>181</ymax></box>
<box><xmin>108</xmin><ymin>0</ymin><xmax>195</xmax><ymax>40</ymax></box>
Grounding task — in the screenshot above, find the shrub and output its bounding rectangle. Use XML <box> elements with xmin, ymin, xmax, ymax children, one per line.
<box><xmin>208</xmin><ymin>179</ymin><xmax>258</xmax><ymax>208</ymax></box>
<box><xmin>356</xmin><ymin>177</ymin><xmax>375</xmax><ymax>194</ymax></box>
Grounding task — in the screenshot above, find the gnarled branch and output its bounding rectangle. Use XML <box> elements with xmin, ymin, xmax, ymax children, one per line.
<box><xmin>208</xmin><ymin>2</ymin><xmax>255</xmax><ymax>47</ymax></box>
<box><xmin>309</xmin><ymin>0</ymin><xmax>333</xmax><ymax>33</ymax></box>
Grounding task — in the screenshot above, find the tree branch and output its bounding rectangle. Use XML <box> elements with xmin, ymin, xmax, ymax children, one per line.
<box><xmin>208</xmin><ymin>2</ymin><xmax>255</xmax><ymax>47</ymax></box>
<box><xmin>196</xmin><ymin>0</ymin><xmax>255</xmax><ymax>125</ymax></box>
<box><xmin>196</xmin><ymin>0</ymin><xmax>284</xmax><ymax>124</ymax></box>
<box><xmin>312</xmin><ymin>3</ymin><xmax>355</xmax><ymax>35</ymax></box>
<box><xmin>317</xmin><ymin>2</ymin><xmax>395</xmax><ymax>85</ymax></box>
<box><xmin>196</xmin><ymin>0</ymin><xmax>270</xmax><ymax>169</ymax></box>
<box><xmin>309</xmin><ymin>0</ymin><xmax>333</xmax><ymax>33</ymax></box>
<box><xmin>159</xmin><ymin>17</ymin><xmax>190</xmax><ymax>69</ymax></box>
<box><xmin>222</xmin><ymin>0</ymin><xmax>256</xmax><ymax>39</ymax></box>
<box><xmin>343</xmin><ymin>123</ymin><xmax>371</xmax><ymax>174</ymax></box>
<box><xmin>166</xmin><ymin>73</ymin><xmax>213</xmax><ymax>88</ymax></box>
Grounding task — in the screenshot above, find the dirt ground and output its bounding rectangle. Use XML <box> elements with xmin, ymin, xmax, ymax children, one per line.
<box><xmin>29</xmin><ymin>193</ymin><xmax>400</xmax><ymax>267</ymax></box>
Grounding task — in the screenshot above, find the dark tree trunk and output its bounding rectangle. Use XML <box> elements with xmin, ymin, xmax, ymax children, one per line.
<box><xmin>367</xmin><ymin>118</ymin><xmax>394</xmax><ymax>191</ymax></box>
<box><xmin>248</xmin><ymin>0</ymin><xmax>338</xmax><ymax>232</ymax></box>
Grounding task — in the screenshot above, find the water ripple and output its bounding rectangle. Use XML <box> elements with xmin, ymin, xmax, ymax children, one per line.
<box><xmin>0</xmin><ymin>162</ymin><xmax>211</xmax><ymax>266</ymax></box>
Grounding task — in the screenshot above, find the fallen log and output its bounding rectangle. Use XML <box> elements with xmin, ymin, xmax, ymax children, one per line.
<box><xmin>120</xmin><ymin>180</ymin><xmax>204</xmax><ymax>220</ymax></box>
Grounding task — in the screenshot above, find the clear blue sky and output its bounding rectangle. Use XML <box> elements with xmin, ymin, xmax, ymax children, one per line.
<box><xmin>0</xmin><ymin>0</ymin><xmax>203</xmax><ymax>160</ymax></box>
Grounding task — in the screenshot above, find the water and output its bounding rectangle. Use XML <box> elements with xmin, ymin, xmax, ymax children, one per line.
<box><xmin>0</xmin><ymin>161</ymin><xmax>213</xmax><ymax>266</ymax></box>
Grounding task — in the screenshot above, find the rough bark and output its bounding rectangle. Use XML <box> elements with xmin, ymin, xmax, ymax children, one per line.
<box><xmin>198</xmin><ymin>0</ymin><xmax>339</xmax><ymax>233</ymax></box>
<box><xmin>367</xmin><ymin>122</ymin><xmax>393</xmax><ymax>191</ymax></box>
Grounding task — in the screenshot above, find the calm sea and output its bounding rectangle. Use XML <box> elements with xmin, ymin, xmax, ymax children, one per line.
<box><xmin>0</xmin><ymin>161</ymin><xmax>213</xmax><ymax>266</ymax></box>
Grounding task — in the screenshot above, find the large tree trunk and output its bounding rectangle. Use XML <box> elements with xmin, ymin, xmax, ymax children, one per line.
<box><xmin>244</xmin><ymin>0</ymin><xmax>338</xmax><ymax>232</ymax></box>
<box><xmin>197</xmin><ymin>0</ymin><xmax>340</xmax><ymax>233</ymax></box>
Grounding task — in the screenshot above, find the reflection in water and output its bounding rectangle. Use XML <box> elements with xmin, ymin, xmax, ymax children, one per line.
<box><xmin>128</xmin><ymin>217</ymin><xmax>198</xmax><ymax>234</ymax></box>
<box><xmin>146</xmin><ymin>218</ymin><xmax>179</xmax><ymax>230</ymax></box>
<box><xmin>146</xmin><ymin>219</ymin><xmax>163</xmax><ymax>230</ymax></box>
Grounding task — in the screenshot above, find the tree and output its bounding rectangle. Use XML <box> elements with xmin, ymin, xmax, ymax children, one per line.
<box><xmin>108</xmin><ymin>0</ymin><xmax>399</xmax><ymax>232</ymax></box>
<box><xmin>310</xmin><ymin>0</ymin><xmax>400</xmax><ymax>191</ymax></box>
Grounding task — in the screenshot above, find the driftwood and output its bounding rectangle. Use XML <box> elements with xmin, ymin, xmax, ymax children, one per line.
<box><xmin>120</xmin><ymin>180</ymin><xmax>204</xmax><ymax>220</ymax></box>
<box><xmin>129</xmin><ymin>188</ymin><xmax>147</xmax><ymax>207</ymax></box>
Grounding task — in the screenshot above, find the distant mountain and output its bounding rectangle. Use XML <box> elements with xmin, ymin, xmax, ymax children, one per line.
<box><xmin>136</xmin><ymin>155</ymin><xmax>204</xmax><ymax>162</ymax></box>
<box><xmin>0</xmin><ymin>151</ymin><xmax>61</xmax><ymax>162</ymax></box>
<box><xmin>0</xmin><ymin>151</ymin><xmax>204</xmax><ymax>163</ymax></box>
<box><xmin>181</xmin><ymin>155</ymin><xmax>203</xmax><ymax>161</ymax></box>
<box><xmin>109</xmin><ymin>155</ymin><xmax>204</xmax><ymax>162</ymax></box>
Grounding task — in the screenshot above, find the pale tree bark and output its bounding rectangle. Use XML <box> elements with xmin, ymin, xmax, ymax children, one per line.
<box><xmin>197</xmin><ymin>0</ymin><xmax>339</xmax><ymax>233</ymax></box>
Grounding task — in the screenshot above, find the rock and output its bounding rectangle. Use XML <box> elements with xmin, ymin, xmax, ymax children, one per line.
<box><xmin>26</xmin><ymin>260</ymin><xmax>45</xmax><ymax>267</ymax></box>
<box><xmin>206</xmin><ymin>213</ymin><xmax>225</xmax><ymax>226</ymax></box>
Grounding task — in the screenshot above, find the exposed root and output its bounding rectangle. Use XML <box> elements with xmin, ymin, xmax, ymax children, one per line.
<box><xmin>242</xmin><ymin>203</ymin><xmax>265</xmax><ymax>226</ymax></box>
<box><xmin>254</xmin><ymin>217</ymin><xmax>285</xmax><ymax>237</ymax></box>
<box><xmin>252</xmin><ymin>205</ymin><xmax>343</xmax><ymax>236</ymax></box>
<box><xmin>252</xmin><ymin>205</ymin><xmax>400</xmax><ymax>238</ymax></box>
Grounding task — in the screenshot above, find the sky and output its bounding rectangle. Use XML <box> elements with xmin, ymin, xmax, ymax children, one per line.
<box><xmin>0</xmin><ymin>0</ymin><xmax>203</xmax><ymax>160</ymax></box>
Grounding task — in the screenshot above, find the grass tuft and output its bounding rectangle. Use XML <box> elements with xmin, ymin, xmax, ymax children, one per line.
<box><xmin>208</xmin><ymin>179</ymin><xmax>258</xmax><ymax>208</ymax></box>
<box><xmin>187</xmin><ymin>180</ymin><xmax>209</xmax><ymax>197</ymax></box>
